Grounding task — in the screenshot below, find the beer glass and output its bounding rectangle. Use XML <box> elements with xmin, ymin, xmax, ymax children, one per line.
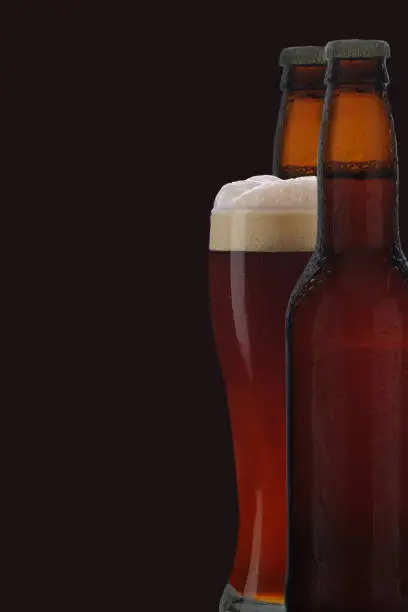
<box><xmin>210</xmin><ymin>175</ymin><xmax>317</xmax><ymax>610</ymax></box>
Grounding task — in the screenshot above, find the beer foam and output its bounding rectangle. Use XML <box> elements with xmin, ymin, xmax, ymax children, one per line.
<box><xmin>210</xmin><ymin>175</ymin><xmax>317</xmax><ymax>252</ymax></box>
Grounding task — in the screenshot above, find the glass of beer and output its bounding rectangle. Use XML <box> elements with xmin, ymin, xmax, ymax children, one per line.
<box><xmin>209</xmin><ymin>175</ymin><xmax>317</xmax><ymax>610</ymax></box>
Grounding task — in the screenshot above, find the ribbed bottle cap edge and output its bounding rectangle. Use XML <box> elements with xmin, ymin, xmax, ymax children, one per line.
<box><xmin>279</xmin><ymin>45</ymin><xmax>326</xmax><ymax>66</ymax></box>
<box><xmin>324</xmin><ymin>39</ymin><xmax>391</xmax><ymax>59</ymax></box>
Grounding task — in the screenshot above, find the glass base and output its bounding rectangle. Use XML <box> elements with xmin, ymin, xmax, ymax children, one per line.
<box><xmin>219</xmin><ymin>584</ymin><xmax>285</xmax><ymax>611</ymax></box>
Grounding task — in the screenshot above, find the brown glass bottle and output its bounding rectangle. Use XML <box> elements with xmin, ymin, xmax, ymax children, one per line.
<box><xmin>286</xmin><ymin>40</ymin><xmax>408</xmax><ymax>612</ymax></box>
<box><xmin>273</xmin><ymin>46</ymin><xmax>326</xmax><ymax>179</ymax></box>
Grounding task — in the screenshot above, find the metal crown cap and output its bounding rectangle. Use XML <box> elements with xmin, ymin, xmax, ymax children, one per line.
<box><xmin>325</xmin><ymin>39</ymin><xmax>391</xmax><ymax>60</ymax></box>
<box><xmin>279</xmin><ymin>46</ymin><xmax>326</xmax><ymax>67</ymax></box>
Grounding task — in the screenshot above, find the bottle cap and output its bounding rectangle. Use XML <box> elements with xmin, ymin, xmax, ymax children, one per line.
<box><xmin>279</xmin><ymin>46</ymin><xmax>325</xmax><ymax>67</ymax></box>
<box><xmin>325</xmin><ymin>39</ymin><xmax>391</xmax><ymax>60</ymax></box>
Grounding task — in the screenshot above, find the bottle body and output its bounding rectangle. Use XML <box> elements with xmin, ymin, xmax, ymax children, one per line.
<box><xmin>286</xmin><ymin>226</ymin><xmax>408</xmax><ymax>612</ymax></box>
<box><xmin>286</xmin><ymin>51</ymin><xmax>408</xmax><ymax>612</ymax></box>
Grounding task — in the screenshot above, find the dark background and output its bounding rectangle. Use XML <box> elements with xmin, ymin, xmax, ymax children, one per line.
<box><xmin>7</xmin><ymin>5</ymin><xmax>408</xmax><ymax>609</ymax></box>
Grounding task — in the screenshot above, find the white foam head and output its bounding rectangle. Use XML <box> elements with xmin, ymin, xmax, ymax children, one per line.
<box><xmin>209</xmin><ymin>175</ymin><xmax>317</xmax><ymax>252</ymax></box>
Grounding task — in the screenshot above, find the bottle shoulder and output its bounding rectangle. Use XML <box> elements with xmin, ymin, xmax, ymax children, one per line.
<box><xmin>289</xmin><ymin>249</ymin><xmax>408</xmax><ymax>301</ymax></box>
<box><xmin>287</xmin><ymin>249</ymin><xmax>408</xmax><ymax>342</ymax></box>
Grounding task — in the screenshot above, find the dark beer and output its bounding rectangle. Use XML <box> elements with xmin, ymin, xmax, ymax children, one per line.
<box><xmin>273</xmin><ymin>46</ymin><xmax>326</xmax><ymax>179</ymax></box>
<box><xmin>210</xmin><ymin>176</ymin><xmax>317</xmax><ymax>608</ymax></box>
<box><xmin>286</xmin><ymin>40</ymin><xmax>408</xmax><ymax>612</ymax></box>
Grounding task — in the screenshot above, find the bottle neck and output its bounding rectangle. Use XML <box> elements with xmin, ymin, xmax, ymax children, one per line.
<box><xmin>317</xmin><ymin>59</ymin><xmax>400</xmax><ymax>256</ymax></box>
<box><xmin>273</xmin><ymin>65</ymin><xmax>325</xmax><ymax>178</ymax></box>
<box><xmin>283</xmin><ymin>64</ymin><xmax>326</xmax><ymax>91</ymax></box>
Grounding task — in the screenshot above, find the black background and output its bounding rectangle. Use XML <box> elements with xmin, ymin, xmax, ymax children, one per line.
<box><xmin>7</xmin><ymin>5</ymin><xmax>408</xmax><ymax>609</ymax></box>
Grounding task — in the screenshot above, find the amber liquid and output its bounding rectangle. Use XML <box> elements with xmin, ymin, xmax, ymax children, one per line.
<box><xmin>286</xmin><ymin>167</ymin><xmax>408</xmax><ymax>612</ymax></box>
<box><xmin>279</xmin><ymin>165</ymin><xmax>316</xmax><ymax>179</ymax></box>
<box><xmin>210</xmin><ymin>249</ymin><xmax>312</xmax><ymax>603</ymax></box>
<box><xmin>273</xmin><ymin>68</ymin><xmax>325</xmax><ymax>180</ymax></box>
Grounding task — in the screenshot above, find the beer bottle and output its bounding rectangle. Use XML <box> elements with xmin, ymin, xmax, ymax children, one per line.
<box><xmin>286</xmin><ymin>40</ymin><xmax>408</xmax><ymax>612</ymax></box>
<box><xmin>273</xmin><ymin>46</ymin><xmax>326</xmax><ymax>179</ymax></box>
